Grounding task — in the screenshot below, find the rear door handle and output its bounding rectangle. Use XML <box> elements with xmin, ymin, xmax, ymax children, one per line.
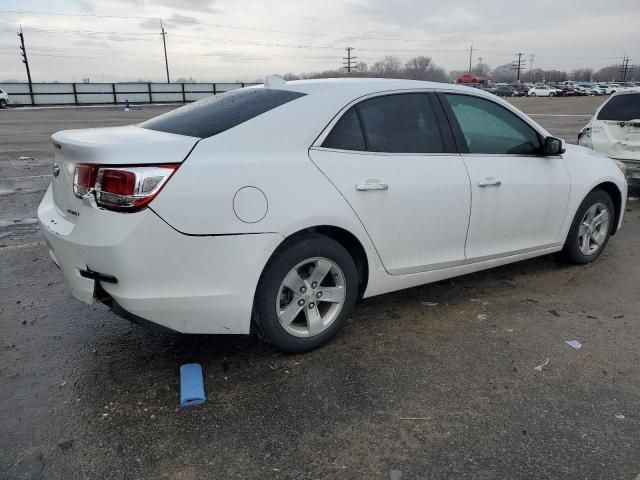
<box><xmin>477</xmin><ymin>177</ymin><xmax>502</xmax><ymax>187</ymax></box>
<box><xmin>355</xmin><ymin>182</ymin><xmax>389</xmax><ymax>191</ymax></box>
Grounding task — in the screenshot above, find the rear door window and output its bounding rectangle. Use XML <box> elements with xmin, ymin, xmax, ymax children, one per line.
<box><xmin>140</xmin><ymin>88</ymin><xmax>306</xmax><ymax>138</ymax></box>
<box><xmin>322</xmin><ymin>107</ymin><xmax>366</xmax><ymax>151</ymax></box>
<box><xmin>322</xmin><ymin>93</ymin><xmax>445</xmax><ymax>153</ymax></box>
<box><xmin>597</xmin><ymin>94</ymin><xmax>640</xmax><ymax>121</ymax></box>
<box><xmin>357</xmin><ymin>93</ymin><xmax>444</xmax><ymax>153</ymax></box>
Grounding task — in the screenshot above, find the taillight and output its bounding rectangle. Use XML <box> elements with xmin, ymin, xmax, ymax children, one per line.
<box><xmin>72</xmin><ymin>163</ymin><xmax>179</xmax><ymax>211</ymax></box>
<box><xmin>577</xmin><ymin>126</ymin><xmax>593</xmax><ymax>149</ymax></box>
<box><xmin>73</xmin><ymin>164</ymin><xmax>98</xmax><ymax>198</ymax></box>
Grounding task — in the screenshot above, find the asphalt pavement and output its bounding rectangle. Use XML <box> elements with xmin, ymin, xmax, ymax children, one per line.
<box><xmin>1</xmin><ymin>97</ymin><xmax>639</xmax><ymax>480</ymax></box>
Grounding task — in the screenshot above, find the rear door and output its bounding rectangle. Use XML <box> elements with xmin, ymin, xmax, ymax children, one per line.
<box><xmin>438</xmin><ymin>92</ymin><xmax>571</xmax><ymax>261</ymax></box>
<box><xmin>309</xmin><ymin>92</ymin><xmax>471</xmax><ymax>275</ymax></box>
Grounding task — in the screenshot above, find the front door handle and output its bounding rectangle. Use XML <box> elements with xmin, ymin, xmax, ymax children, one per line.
<box><xmin>477</xmin><ymin>177</ymin><xmax>502</xmax><ymax>187</ymax></box>
<box><xmin>355</xmin><ymin>182</ymin><xmax>389</xmax><ymax>191</ymax></box>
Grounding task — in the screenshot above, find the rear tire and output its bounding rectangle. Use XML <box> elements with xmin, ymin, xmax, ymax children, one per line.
<box><xmin>253</xmin><ymin>234</ymin><xmax>359</xmax><ymax>353</ymax></box>
<box><xmin>0</xmin><ymin>99</ymin><xmax>6</xmax><ymax>109</ymax></box>
<box><xmin>561</xmin><ymin>190</ymin><xmax>614</xmax><ymax>264</ymax></box>
<box><xmin>530</xmin><ymin>92</ymin><xmax>536</xmax><ymax>97</ymax></box>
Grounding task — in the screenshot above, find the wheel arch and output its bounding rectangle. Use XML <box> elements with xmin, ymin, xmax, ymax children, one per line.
<box><xmin>589</xmin><ymin>181</ymin><xmax>623</xmax><ymax>234</ymax></box>
<box><xmin>262</xmin><ymin>225</ymin><xmax>370</xmax><ymax>299</ymax></box>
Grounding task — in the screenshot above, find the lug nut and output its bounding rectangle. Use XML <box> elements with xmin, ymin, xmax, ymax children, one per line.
<box><xmin>299</xmin><ymin>286</ymin><xmax>307</xmax><ymax>294</ymax></box>
<box><xmin>298</xmin><ymin>299</ymin><xmax>305</xmax><ymax>306</ymax></box>
<box><xmin>311</xmin><ymin>281</ymin><xmax>318</xmax><ymax>289</ymax></box>
<box><xmin>316</xmin><ymin>291</ymin><xmax>322</xmax><ymax>298</ymax></box>
<box><xmin>308</xmin><ymin>302</ymin><xmax>315</xmax><ymax>309</ymax></box>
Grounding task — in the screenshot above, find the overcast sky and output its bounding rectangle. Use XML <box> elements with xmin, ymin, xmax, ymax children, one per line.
<box><xmin>0</xmin><ymin>0</ymin><xmax>638</xmax><ymax>82</ymax></box>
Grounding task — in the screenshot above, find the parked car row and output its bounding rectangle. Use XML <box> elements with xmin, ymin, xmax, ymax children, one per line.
<box><xmin>466</xmin><ymin>81</ymin><xmax>640</xmax><ymax>99</ymax></box>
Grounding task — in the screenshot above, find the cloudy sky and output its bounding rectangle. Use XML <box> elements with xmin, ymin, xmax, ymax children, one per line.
<box><xmin>0</xmin><ymin>0</ymin><xmax>638</xmax><ymax>82</ymax></box>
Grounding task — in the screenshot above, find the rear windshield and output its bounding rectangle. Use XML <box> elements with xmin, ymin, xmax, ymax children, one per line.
<box><xmin>597</xmin><ymin>94</ymin><xmax>640</xmax><ymax>121</ymax></box>
<box><xmin>140</xmin><ymin>88</ymin><xmax>306</xmax><ymax>138</ymax></box>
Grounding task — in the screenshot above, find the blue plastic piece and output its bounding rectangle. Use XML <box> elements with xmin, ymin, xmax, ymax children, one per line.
<box><xmin>180</xmin><ymin>363</ymin><xmax>206</xmax><ymax>407</ymax></box>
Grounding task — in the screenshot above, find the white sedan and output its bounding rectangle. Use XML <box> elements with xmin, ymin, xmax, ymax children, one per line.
<box><xmin>527</xmin><ymin>85</ymin><xmax>562</xmax><ymax>97</ymax></box>
<box><xmin>38</xmin><ymin>78</ymin><xmax>627</xmax><ymax>353</ymax></box>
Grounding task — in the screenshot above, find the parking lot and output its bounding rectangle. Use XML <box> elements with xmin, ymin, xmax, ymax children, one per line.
<box><xmin>1</xmin><ymin>96</ymin><xmax>639</xmax><ymax>479</ymax></box>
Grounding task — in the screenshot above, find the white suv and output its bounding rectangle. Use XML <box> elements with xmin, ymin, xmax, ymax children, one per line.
<box><xmin>579</xmin><ymin>88</ymin><xmax>640</xmax><ymax>183</ymax></box>
<box><xmin>0</xmin><ymin>88</ymin><xmax>9</xmax><ymax>109</ymax></box>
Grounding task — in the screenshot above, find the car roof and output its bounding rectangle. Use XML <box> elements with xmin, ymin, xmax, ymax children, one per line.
<box><xmin>262</xmin><ymin>77</ymin><xmax>473</xmax><ymax>96</ymax></box>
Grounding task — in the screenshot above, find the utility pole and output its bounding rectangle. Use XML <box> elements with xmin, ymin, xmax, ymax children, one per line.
<box><xmin>512</xmin><ymin>52</ymin><xmax>525</xmax><ymax>82</ymax></box>
<box><xmin>529</xmin><ymin>53</ymin><xmax>535</xmax><ymax>82</ymax></box>
<box><xmin>619</xmin><ymin>56</ymin><xmax>633</xmax><ymax>82</ymax></box>
<box><xmin>343</xmin><ymin>47</ymin><xmax>357</xmax><ymax>76</ymax></box>
<box><xmin>468</xmin><ymin>42</ymin><xmax>474</xmax><ymax>74</ymax></box>
<box><xmin>18</xmin><ymin>25</ymin><xmax>34</xmax><ymax>105</ymax></box>
<box><xmin>160</xmin><ymin>19</ymin><xmax>170</xmax><ymax>83</ymax></box>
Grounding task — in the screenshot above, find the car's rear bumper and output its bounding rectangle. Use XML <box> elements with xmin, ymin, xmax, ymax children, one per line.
<box><xmin>613</xmin><ymin>159</ymin><xmax>640</xmax><ymax>183</ymax></box>
<box><xmin>38</xmin><ymin>185</ymin><xmax>284</xmax><ymax>334</ymax></box>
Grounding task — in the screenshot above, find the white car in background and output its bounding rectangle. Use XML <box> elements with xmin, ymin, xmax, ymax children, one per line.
<box><xmin>0</xmin><ymin>88</ymin><xmax>9</xmax><ymax>108</ymax></box>
<box><xmin>527</xmin><ymin>85</ymin><xmax>562</xmax><ymax>97</ymax></box>
<box><xmin>597</xmin><ymin>84</ymin><xmax>618</xmax><ymax>95</ymax></box>
<box><xmin>579</xmin><ymin>88</ymin><xmax>640</xmax><ymax>183</ymax></box>
<box><xmin>38</xmin><ymin>78</ymin><xmax>627</xmax><ymax>353</ymax></box>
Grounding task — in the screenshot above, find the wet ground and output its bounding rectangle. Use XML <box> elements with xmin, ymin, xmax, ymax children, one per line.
<box><xmin>1</xmin><ymin>97</ymin><xmax>640</xmax><ymax>479</ymax></box>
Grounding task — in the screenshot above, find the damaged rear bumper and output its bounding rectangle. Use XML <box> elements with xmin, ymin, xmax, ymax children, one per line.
<box><xmin>38</xmin><ymin>185</ymin><xmax>284</xmax><ymax>334</ymax></box>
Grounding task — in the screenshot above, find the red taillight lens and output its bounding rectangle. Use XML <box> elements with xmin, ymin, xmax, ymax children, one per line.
<box><xmin>99</xmin><ymin>169</ymin><xmax>137</xmax><ymax>196</ymax></box>
<box><xmin>95</xmin><ymin>165</ymin><xmax>179</xmax><ymax>211</ymax></box>
<box><xmin>72</xmin><ymin>163</ymin><xmax>179</xmax><ymax>212</ymax></box>
<box><xmin>73</xmin><ymin>164</ymin><xmax>98</xmax><ymax>198</ymax></box>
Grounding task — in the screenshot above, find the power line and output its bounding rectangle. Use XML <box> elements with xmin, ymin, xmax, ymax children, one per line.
<box><xmin>0</xmin><ymin>9</ymin><xmax>464</xmax><ymax>44</ymax></box>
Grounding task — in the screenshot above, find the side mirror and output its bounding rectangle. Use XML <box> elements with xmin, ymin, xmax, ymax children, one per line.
<box><xmin>543</xmin><ymin>136</ymin><xmax>565</xmax><ymax>156</ymax></box>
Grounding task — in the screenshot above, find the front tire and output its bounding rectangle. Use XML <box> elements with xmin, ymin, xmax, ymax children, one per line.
<box><xmin>530</xmin><ymin>92</ymin><xmax>536</xmax><ymax>97</ymax></box>
<box><xmin>561</xmin><ymin>190</ymin><xmax>614</xmax><ymax>264</ymax></box>
<box><xmin>0</xmin><ymin>99</ymin><xmax>7</xmax><ymax>109</ymax></box>
<box><xmin>254</xmin><ymin>234</ymin><xmax>359</xmax><ymax>353</ymax></box>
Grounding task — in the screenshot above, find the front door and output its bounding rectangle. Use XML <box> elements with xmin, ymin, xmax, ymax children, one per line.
<box><xmin>439</xmin><ymin>92</ymin><xmax>571</xmax><ymax>261</ymax></box>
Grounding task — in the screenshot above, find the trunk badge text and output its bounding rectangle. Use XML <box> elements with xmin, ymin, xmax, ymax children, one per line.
<box><xmin>52</xmin><ymin>163</ymin><xmax>60</xmax><ymax>177</ymax></box>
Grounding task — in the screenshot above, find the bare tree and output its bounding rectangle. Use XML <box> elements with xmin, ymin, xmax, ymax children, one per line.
<box><xmin>470</xmin><ymin>60</ymin><xmax>490</xmax><ymax>77</ymax></box>
<box><xmin>491</xmin><ymin>64</ymin><xmax>516</xmax><ymax>83</ymax></box>
<box><xmin>570</xmin><ymin>68</ymin><xmax>594</xmax><ymax>81</ymax></box>
<box><xmin>370</xmin><ymin>56</ymin><xmax>402</xmax><ymax>78</ymax></box>
<box><xmin>593</xmin><ymin>65</ymin><xmax>623</xmax><ymax>82</ymax></box>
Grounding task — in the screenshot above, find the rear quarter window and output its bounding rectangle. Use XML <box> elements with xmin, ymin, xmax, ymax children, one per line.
<box><xmin>140</xmin><ymin>88</ymin><xmax>306</xmax><ymax>138</ymax></box>
<box><xmin>597</xmin><ymin>94</ymin><xmax>640</xmax><ymax>121</ymax></box>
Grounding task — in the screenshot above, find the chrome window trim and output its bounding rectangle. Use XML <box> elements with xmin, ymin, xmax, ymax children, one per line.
<box><xmin>311</xmin><ymin>88</ymin><xmax>437</xmax><ymax>150</ymax></box>
<box><xmin>309</xmin><ymin>146</ymin><xmax>460</xmax><ymax>157</ymax></box>
<box><xmin>312</xmin><ymin>87</ymin><xmax>552</xmax><ymax>156</ymax></box>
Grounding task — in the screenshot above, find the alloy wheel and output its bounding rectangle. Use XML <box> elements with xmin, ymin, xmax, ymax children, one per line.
<box><xmin>276</xmin><ymin>257</ymin><xmax>347</xmax><ymax>337</ymax></box>
<box><xmin>578</xmin><ymin>202</ymin><xmax>610</xmax><ymax>255</ymax></box>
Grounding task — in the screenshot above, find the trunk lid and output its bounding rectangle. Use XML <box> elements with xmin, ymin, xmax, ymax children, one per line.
<box><xmin>50</xmin><ymin>125</ymin><xmax>199</xmax><ymax>222</ymax></box>
<box><xmin>598</xmin><ymin>119</ymin><xmax>640</xmax><ymax>161</ymax></box>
